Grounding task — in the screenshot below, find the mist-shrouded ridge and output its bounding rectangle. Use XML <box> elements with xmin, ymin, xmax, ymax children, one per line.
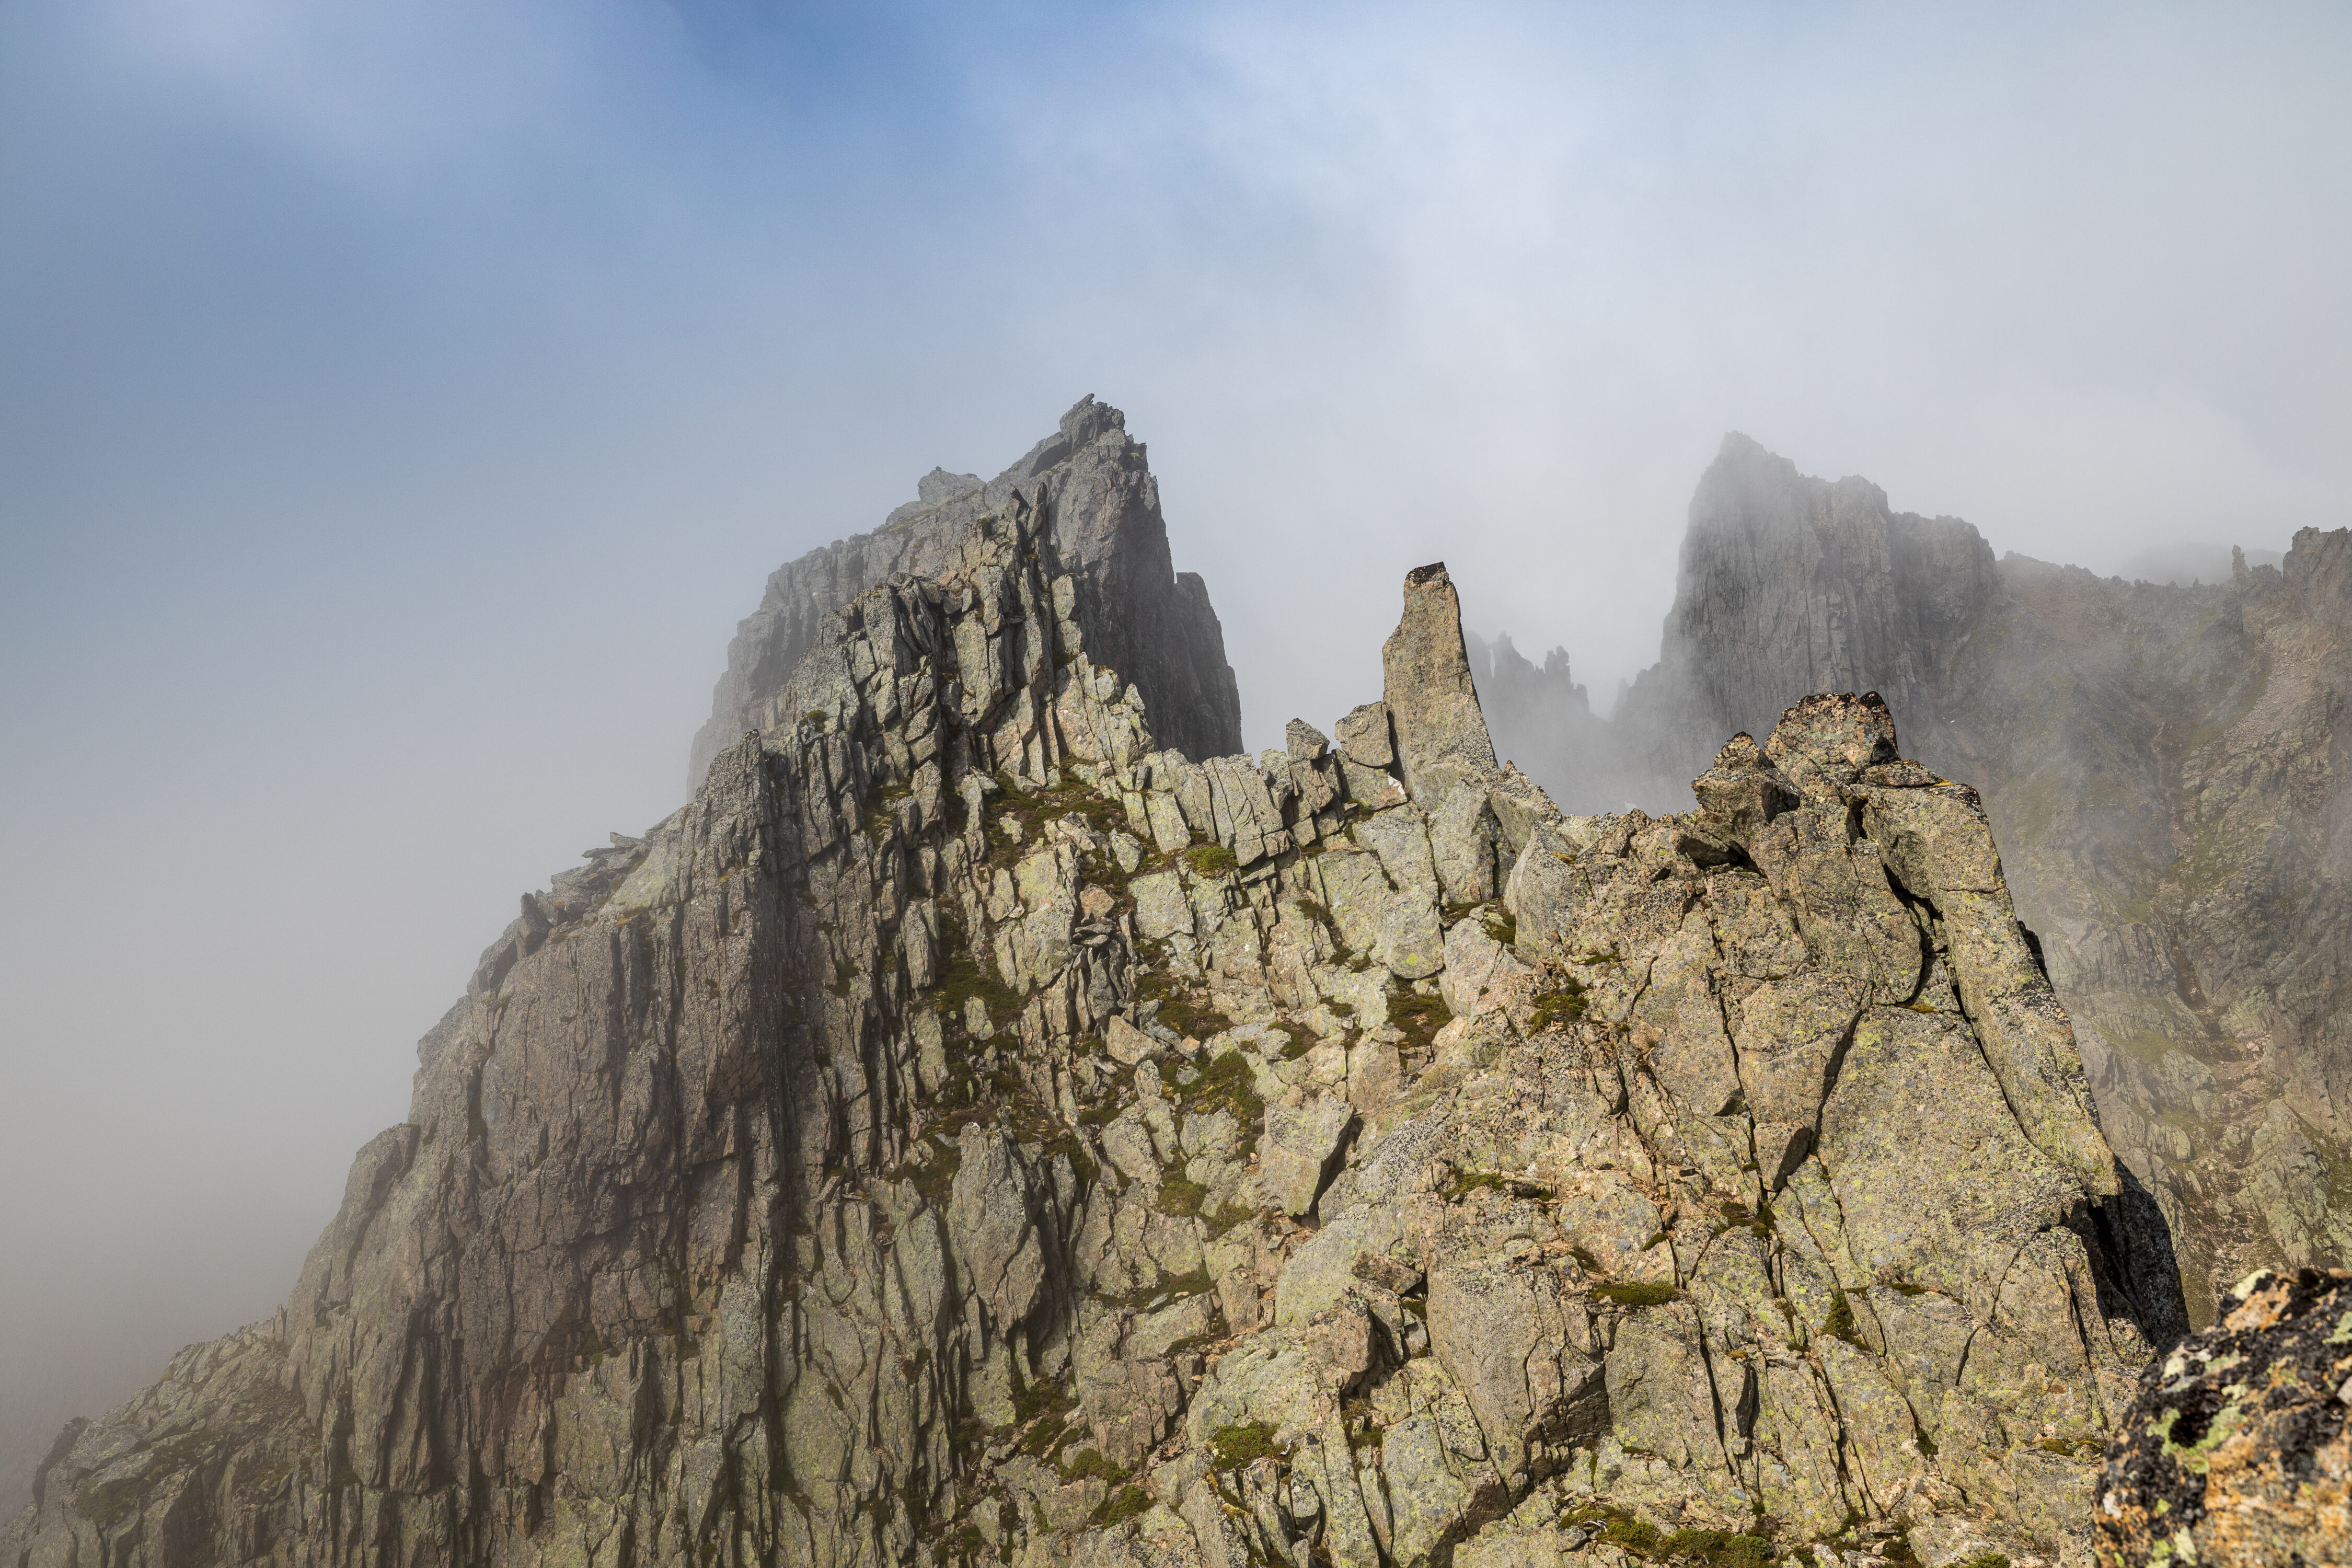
<box><xmin>1473</xmin><ymin>433</ymin><xmax>2352</xmax><ymax>1327</ymax></box>
<box><xmin>1457</xmin><ymin>630</ymin><xmax>1655</xmax><ymax>812</ymax></box>
<box><xmin>5</xmin><ymin>406</ymin><xmax>2187</xmax><ymax>1568</ymax></box>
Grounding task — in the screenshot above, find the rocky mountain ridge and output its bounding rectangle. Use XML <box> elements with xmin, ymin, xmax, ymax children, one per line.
<box><xmin>1471</xmin><ymin>436</ymin><xmax>2352</xmax><ymax>1328</ymax></box>
<box><xmin>9</xmin><ymin>404</ymin><xmax>2186</xmax><ymax>1568</ymax></box>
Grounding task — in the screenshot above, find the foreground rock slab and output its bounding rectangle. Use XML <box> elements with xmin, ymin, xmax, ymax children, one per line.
<box><xmin>2097</xmin><ymin>1267</ymin><xmax>2352</xmax><ymax>1567</ymax></box>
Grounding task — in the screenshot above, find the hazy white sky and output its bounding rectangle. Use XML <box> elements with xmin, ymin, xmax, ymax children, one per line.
<box><xmin>3</xmin><ymin>0</ymin><xmax>2348</xmax><ymax>1494</ymax></box>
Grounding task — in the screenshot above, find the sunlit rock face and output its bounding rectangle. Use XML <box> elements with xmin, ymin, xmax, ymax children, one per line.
<box><xmin>1477</xmin><ymin>434</ymin><xmax>2352</xmax><ymax>1330</ymax></box>
<box><xmin>6</xmin><ymin>412</ymin><xmax>2186</xmax><ymax>1568</ymax></box>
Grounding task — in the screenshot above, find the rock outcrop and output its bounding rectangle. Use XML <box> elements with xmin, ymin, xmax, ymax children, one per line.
<box><xmin>6</xmin><ymin>414</ymin><xmax>2184</xmax><ymax>1568</ymax></box>
<box><xmin>688</xmin><ymin>396</ymin><xmax>1242</xmax><ymax>791</ymax></box>
<box><xmin>1478</xmin><ymin>435</ymin><xmax>2352</xmax><ymax>1329</ymax></box>
<box><xmin>2096</xmin><ymin>1267</ymin><xmax>2352</xmax><ymax>1566</ymax></box>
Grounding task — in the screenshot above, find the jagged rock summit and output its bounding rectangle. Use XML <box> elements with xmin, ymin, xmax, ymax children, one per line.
<box><xmin>689</xmin><ymin>396</ymin><xmax>1243</xmax><ymax>791</ymax></box>
<box><xmin>9</xmin><ymin>410</ymin><xmax>2185</xmax><ymax>1568</ymax></box>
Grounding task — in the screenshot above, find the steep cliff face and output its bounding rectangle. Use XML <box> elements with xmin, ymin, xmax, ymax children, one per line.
<box><xmin>8</xmin><ymin>409</ymin><xmax>2178</xmax><ymax>1568</ymax></box>
<box><xmin>688</xmin><ymin>397</ymin><xmax>1243</xmax><ymax>791</ymax></box>
<box><xmin>1490</xmin><ymin>439</ymin><xmax>2352</xmax><ymax>1329</ymax></box>
<box><xmin>1606</xmin><ymin>435</ymin><xmax>1998</xmax><ymax>799</ymax></box>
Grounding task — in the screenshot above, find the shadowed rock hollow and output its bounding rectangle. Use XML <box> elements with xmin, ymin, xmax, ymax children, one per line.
<box><xmin>7</xmin><ymin>407</ymin><xmax>2188</xmax><ymax>1568</ymax></box>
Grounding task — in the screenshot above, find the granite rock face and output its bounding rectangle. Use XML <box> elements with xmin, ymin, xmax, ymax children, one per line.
<box><xmin>7</xmin><ymin>419</ymin><xmax>2183</xmax><ymax>1568</ymax></box>
<box><xmin>688</xmin><ymin>396</ymin><xmax>1243</xmax><ymax>790</ymax></box>
<box><xmin>1477</xmin><ymin>434</ymin><xmax>2352</xmax><ymax>1329</ymax></box>
<box><xmin>2096</xmin><ymin>1267</ymin><xmax>2352</xmax><ymax>1566</ymax></box>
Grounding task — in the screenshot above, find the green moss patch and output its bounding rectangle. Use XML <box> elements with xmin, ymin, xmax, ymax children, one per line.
<box><xmin>1060</xmin><ymin>1447</ymin><xmax>1126</xmax><ymax>1484</ymax></box>
<box><xmin>1093</xmin><ymin>1485</ymin><xmax>1154</xmax><ymax>1528</ymax></box>
<box><xmin>1593</xmin><ymin>1281</ymin><xmax>1680</xmax><ymax>1308</ymax></box>
<box><xmin>929</xmin><ymin>917</ymin><xmax>1025</xmax><ymax>1029</ymax></box>
<box><xmin>1163</xmin><ymin>1051</ymin><xmax>1264</xmax><ymax>1127</ymax></box>
<box><xmin>1656</xmin><ymin>1529</ymin><xmax>1775</xmax><ymax>1567</ymax></box>
<box><xmin>1442</xmin><ymin>1169</ymin><xmax>1505</xmax><ymax>1201</ymax></box>
<box><xmin>1527</xmin><ymin>978</ymin><xmax>1588</xmax><ymax>1032</ymax></box>
<box><xmin>1133</xmin><ymin>967</ymin><xmax>1229</xmax><ymax>1040</ymax></box>
<box><xmin>1207</xmin><ymin>1421</ymin><xmax>1281</xmax><ymax>1472</ymax></box>
<box><xmin>1183</xmin><ymin>843</ymin><xmax>1239</xmax><ymax>877</ymax></box>
<box><xmin>1389</xmin><ymin>989</ymin><xmax>1452</xmax><ymax>1053</ymax></box>
<box><xmin>1566</xmin><ymin>1506</ymin><xmax>1659</xmax><ymax>1553</ymax></box>
<box><xmin>1156</xmin><ymin>1177</ymin><xmax>1209</xmax><ymax>1218</ymax></box>
<box><xmin>1824</xmin><ymin>1289</ymin><xmax>1866</xmax><ymax>1348</ymax></box>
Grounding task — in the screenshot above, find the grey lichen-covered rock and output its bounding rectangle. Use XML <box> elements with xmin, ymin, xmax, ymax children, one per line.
<box><xmin>5</xmin><ymin>435</ymin><xmax>2189</xmax><ymax>1568</ymax></box>
<box><xmin>1334</xmin><ymin>701</ymin><xmax>1393</xmax><ymax>768</ymax></box>
<box><xmin>1381</xmin><ymin>563</ymin><xmax>1500</xmax><ymax>804</ymax></box>
<box><xmin>1261</xmin><ymin>1094</ymin><xmax>1355</xmax><ymax>1218</ymax></box>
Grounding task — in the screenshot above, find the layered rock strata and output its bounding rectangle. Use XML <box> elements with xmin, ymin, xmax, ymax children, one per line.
<box><xmin>9</xmin><ymin>436</ymin><xmax>2179</xmax><ymax>1568</ymax></box>
<box><xmin>688</xmin><ymin>397</ymin><xmax>1243</xmax><ymax>791</ymax></box>
<box><xmin>1480</xmin><ymin>435</ymin><xmax>2352</xmax><ymax>1326</ymax></box>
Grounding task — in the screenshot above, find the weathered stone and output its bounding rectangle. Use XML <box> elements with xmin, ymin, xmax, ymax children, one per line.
<box><xmin>1277</xmin><ymin>1205</ymin><xmax>1409</xmax><ymax>1326</ymax></box>
<box><xmin>1426</xmin><ymin>1262</ymin><xmax>1605</xmax><ymax>1473</ymax></box>
<box><xmin>1732</xmin><ymin>974</ymin><xmax>1866</xmax><ymax>1184</ymax></box>
<box><xmin>1480</xmin><ymin>433</ymin><xmax>2347</xmax><ymax>1327</ymax></box>
<box><xmin>6</xmin><ymin>412</ymin><xmax>2194</xmax><ymax>1568</ymax></box>
<box><xmin>690</xmin><ymin>395</ymin><xmax>1241</xmax><ymax>788</ymax></box>
<box><xmin>1438</xmin><ymin>917</ymin><xmax>1535</xmax><ymax>1024</ymax></box>
<box><xmin>1133</xmin><ymin>869</ymin><xmax>1192</xmax><ymax>941</ymax></box>
<box><xmin>1428</xmin><ymin>782</ymin><xmax>1501</xmax><ymax>906</ymax></box>
<box><xmin>1502</xmin><ymin>817</ymin><xmax>1595</xmax><ymax>962</ymax></box>
<box><xmin>1598</xmin><ymin>1304</ymin><xmax>1723</xmax><ymax>1474</ymax></box>
<box><xmin>1378</xmin><ymin>1415</ymin><xmax>1480</xmax><ymax>1568</ymax></box>
<box><xmin>953</xmin><ymin>1124</ymin><xmax>1054</xmax><ymax>1331</ymax></box>
<box><xmin>1689</xmin><ymin>731</ymin><xmax>1798</xmax><ymax>845</ymax></box>
<box><xmin>1106</xmin><ymin>1014</ymin><xmax>1159</xmax><ymax>1066</ymax></box>
<box><xmin>1335</xmin><ymin>702</ymin><xmax>1394</xmax><ymax>768</ymax></box>
<box><xmin>1262</xmin><ymin>1094</ymin><xmax>1355</xmax><ymax>1217</ymax></box>
<box><xmin>1347</xmin><ymin>1034</ymin><xmax>1403</xmax><ymax>1114</ymax></box>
